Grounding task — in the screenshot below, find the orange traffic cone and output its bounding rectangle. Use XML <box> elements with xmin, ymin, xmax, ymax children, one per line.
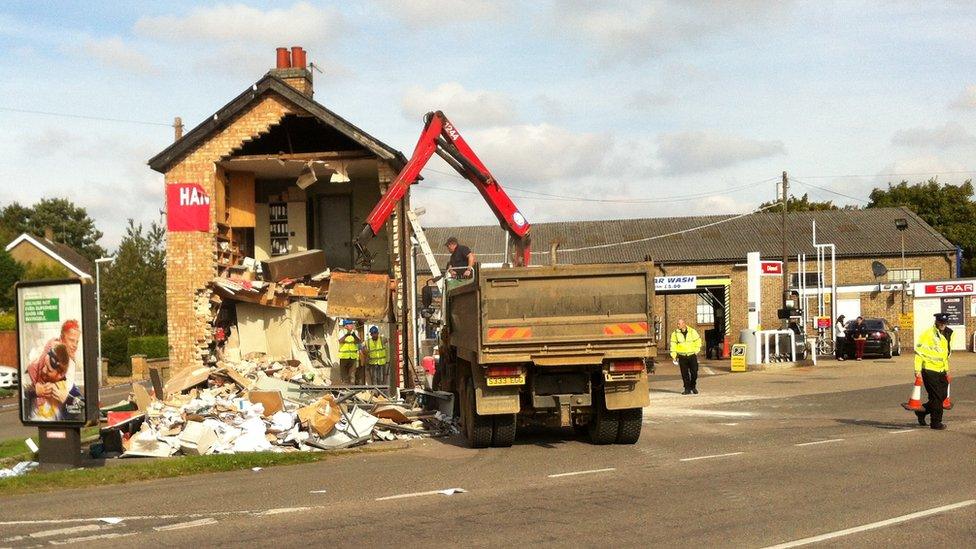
<box><xmin>943</xmin><ymin>375</ymin><xmax>953</xmax><ymax>410</ymax></box>
<box><xmin>901</xmin><ymin>375</ymin><xmax>924</xmax><ymax>411</ymax></box>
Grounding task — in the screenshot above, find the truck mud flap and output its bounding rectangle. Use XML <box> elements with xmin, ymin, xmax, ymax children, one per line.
<box><xmin>471</xmin><ymin>364</ymin><xmax>520</xmax><ymax>415</ymax></box>
<box><xmin>604</xmin><ymin>371</ymin><xmax>649</xmax><ymax>410</ymax></box>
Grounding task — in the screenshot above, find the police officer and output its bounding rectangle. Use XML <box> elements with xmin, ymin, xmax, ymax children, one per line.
<box><xmin>914</xmin><ymin>313</ymin><xmax>953</xmax><ymax>430</ymax></box>
<box><xmin>363</xmin><ymin>326</ymin><xmax>389</xmax><ymax>385</ymax></box>
<box><xmin>338</xmin><ymin>320</ymin><xmax>363</xmax><ymax>385</ymax></box>
<box><xmin>670</xmin><ymin>318</ymin><xmax>702</xmax><ymax>395</ymax></box>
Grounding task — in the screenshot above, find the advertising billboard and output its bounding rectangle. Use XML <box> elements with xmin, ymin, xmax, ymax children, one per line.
<box><xmin>16</xmin><ymin>279</ymin><xmax>98</xmax><ymax>427</ymax></box>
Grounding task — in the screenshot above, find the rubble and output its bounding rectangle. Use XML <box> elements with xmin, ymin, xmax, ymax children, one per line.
<box><xmin>0</xmin><ymin>461</ymin><xmax>39</xmax><ymax>478</ymax></box>
<box><xmin>92</xmin><ymin>245</ymin><xmax>452</xmax><ymax>459</ymax></box>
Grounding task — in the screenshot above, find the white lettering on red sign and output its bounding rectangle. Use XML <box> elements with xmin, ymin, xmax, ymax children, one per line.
<box><xmin>923</xmin><ymin>282</ymin><xmax>974</xmax><ymax>295</ymax></box>
<box><xmin>178</xmin><ymin>186</ymin><xmax>210</xmax><ymax>206</ymax></box>
<box><xmin>760</xmin><ymin>261</ymin><xmax>783</xmax><ymax>275</ymax></box>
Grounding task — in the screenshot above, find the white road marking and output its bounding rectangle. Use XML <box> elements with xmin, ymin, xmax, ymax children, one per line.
<box><xmin>0</xmin><ymin>505</ymin><xmax>333</xmax><ymax>526</ymax></box>
<box><xmin>547</xmin><ymin>467</ymin><xmax>617</xmax><ymax>478</ymax></box>
<box><xmin>50</xmin><ymin>532</ymin><xmax>135</xmax><ymax>545</ymax></box>
<box><xmin>889</xmin><ymin>429</ymin><xmax>916</xmax><ymax>434</ymax></box>
<box><xmin>680</xmin><ymin>451</ymin><xmax>744</xmax><ymax>462</ymax></box>
<box><xmin>721</xmin><ymin>422</ymin><xmax>739</xmax><ymax>426</ymax></box>
<box><xmin>795</xmin><ymin>438</ymin><xmax>844</xmax><ymax>447</ymax></box>
<box><xmin>28</xmin><ymin>524</ymin><xmax>104</xmax><ymax>539</ymax></box>
<box><xmin>153</xmin><ymin>518</ymin><xmax>218</xmax><ymax>532</ymax></box>
<box><xmin>375</xmin><ymin>488</ymin><xmax>467</xmax><ymax>501</ymax></box>
<box><xmin>309</xmin><ymin>490</ymin><xmax>329</xmax><ymax>494</ymax></box>
<box><xmin>257</xmin><ymin>507</ymin><xmax>310</xmax><ymax>516</ymax></box>
<box><xmin>655</xmin><ymin>409</ymin><xmax>757</xmax><ymax>418</ymax></box>
<box><xmin>701</xmin><ymin>366</ymin><xmax>717</xmax><ymax>375</ymax></box>
<box><xmin>763</xmin><ymin>500</ymin><xmax>976</xmax><ymax>548</ymax></box>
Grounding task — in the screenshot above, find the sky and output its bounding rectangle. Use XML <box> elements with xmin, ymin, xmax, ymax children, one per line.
<box><xmin>2</xmin><ymin>1</ymin><xmax>976</xmax><ymax>250</ymax></box>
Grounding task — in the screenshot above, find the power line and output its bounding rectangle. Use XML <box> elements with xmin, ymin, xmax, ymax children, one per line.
<box><xmin>429</xmin><ymin>202</ymin><xmax>780</xmax><ymax>257</ymax></box>
<box><xmin>0</xmin><ymin>106</ymin><xmax>172</xmax><ymax>127</ymax></box>
<box><xmin>789</xmin><ymin>177</ymin><xmax>870</xmax><ymax>204</ymax></box>
<box><xmin>795</xmin><ymin>170</ymin><xmax>976</xmax><ymax>179</ymax></box>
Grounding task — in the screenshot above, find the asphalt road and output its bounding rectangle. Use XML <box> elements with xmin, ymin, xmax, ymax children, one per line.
<box><xmin>1</xmin><ymin>355</ymin><xmax>974</xmax><ymax>547</ymax></box>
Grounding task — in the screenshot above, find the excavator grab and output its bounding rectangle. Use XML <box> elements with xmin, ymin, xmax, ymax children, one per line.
<box><xmin>355</xmin><ymin>111</ymin><xmax>531</xmax><ymax>269</ymax></box>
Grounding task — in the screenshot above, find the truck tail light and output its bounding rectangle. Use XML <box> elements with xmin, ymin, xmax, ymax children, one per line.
<box><xmin>608</xmin><ymin>360</ymin><xmax>644</xmax><ymax>373</ymax></box>
<box><xmin>486</xmin><ymin>365</ymin><xmax>524</xmax><ymax>377</ymax></box>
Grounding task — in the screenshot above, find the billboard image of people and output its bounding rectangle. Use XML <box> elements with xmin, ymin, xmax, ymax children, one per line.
<box><xmin>17</xmin><ymin>281</ymin><xmax>88</xmax><ymax>424</ymax></box>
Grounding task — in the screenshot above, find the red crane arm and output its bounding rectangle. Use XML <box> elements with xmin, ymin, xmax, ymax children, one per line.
<box><xmin>356</xmin><ymin>111</ymin><xmax>531</xmax><ymax>265</ymax></box>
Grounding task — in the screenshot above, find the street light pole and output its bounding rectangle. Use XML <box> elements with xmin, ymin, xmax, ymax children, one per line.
<box><xmin>95</xmin><ymin>256</ymin><xmax>115</xmax><ymax>385</ymax></box>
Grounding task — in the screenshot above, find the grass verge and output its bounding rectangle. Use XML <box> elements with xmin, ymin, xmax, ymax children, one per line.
<box><xmin>0</xmin><ymin>388</ymin><xmax>13</xmax><ymax>399</ymax></box>
<box><xmin>0</xmin><ymin>443</ymin><xmax>407</xmax><ymax>496</ymax></box>
<box><xmin>0</xmin><ymin>427</ymin><xmax>99</xmax><ymax>468</ymax></box>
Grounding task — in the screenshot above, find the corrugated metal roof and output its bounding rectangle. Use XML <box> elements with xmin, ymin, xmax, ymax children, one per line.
<box><xmin>420</xmin><ymin>207</ymin><xmax>955</xmax><ymax>270</ymax></box>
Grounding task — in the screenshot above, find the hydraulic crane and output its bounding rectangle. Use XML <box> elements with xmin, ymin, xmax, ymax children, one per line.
<box><xmin>355</xmin><ymin>111</ymin><xmax>531</xmax><ymax>269</ymax></box>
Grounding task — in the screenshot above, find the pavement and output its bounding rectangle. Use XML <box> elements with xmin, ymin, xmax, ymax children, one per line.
<box><xmin>1</xmin><ymin>354</ymin><xmax>975</xmax><ymax>547</ymax></box>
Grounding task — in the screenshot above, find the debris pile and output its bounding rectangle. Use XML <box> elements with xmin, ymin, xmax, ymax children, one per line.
<box><xmin>97</xmin><ymin>377</ymin><xmax>456</xmax><ymax>459</ymax></box>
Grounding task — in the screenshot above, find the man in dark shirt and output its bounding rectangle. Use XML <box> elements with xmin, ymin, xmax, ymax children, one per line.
<box><xmin>444</xmin><ymin>236</ymin><xmax>475</xmax><ymax>278</ymax></box>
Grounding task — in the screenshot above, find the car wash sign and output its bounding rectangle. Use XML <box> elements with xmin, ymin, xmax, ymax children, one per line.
<box><xmin>167</xmin><ymin>183</ymin><xmax>211</xmax><ymax>232</ymax></box>
<box><xmin>915</xmin><ymin>280</ymin><xmax>976</xmax><ymax>297</ymax></box>
<box><xmin>655</xmin><ymin>275</ymin><xmax>696</xmax><ymax>291</ymax></box>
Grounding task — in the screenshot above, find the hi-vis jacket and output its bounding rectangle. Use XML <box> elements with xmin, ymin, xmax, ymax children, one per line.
<box><xmin>339</xmin><ymin>330</ymin><xmax>360</xmax><ymax>360</ymax></box>
<box><xmin>914</xmin><ymin>326</ymin><xmax>950</xmax><ymax>374</ymax></box>
<box><xmin>365</xmin><ymin>337</ymin><xmax>388</xmax><ymax>366</ymax></box>
<box><xmin>670</xmin><ymin>327</ymin><xmax>702</xmax><ymax>360</ymax></box>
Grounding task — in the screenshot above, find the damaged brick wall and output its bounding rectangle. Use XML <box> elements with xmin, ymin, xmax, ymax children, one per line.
<box><xmin>165</xmin><ymin>95</ymin><xmax>298</xmax><ymax>371</ymax></box>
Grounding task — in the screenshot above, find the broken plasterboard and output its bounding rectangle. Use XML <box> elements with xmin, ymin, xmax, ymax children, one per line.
<box><xmin>236</xmin><ymin>302</ymin><xmax>293</xmax><ymax>359</ymax></box>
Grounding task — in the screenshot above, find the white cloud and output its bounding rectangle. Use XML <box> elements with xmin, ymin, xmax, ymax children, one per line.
<box><xmin>877</xmin><ymin>156</ymin><xmax>969</xmax><ymax>183</ymax></box>
<box><xmin>656</xmin><ymin>131</ymin><xmax>785</xmax><ymax>175</ymax></box>
<box><xmin>948</xmin><ymin>84</ymin><xmax>976</xmax><ymax>110</ymax></box>
<box><xmin>891</xmin><ymin>122</ymin><xmax>975</xmax><ymax>149</ymax></box>
<box><xmin>551</xmin><ymin>1</ymin><xmax>791</xmax><ymax>63</ymax></box>
<box><xmin>402</xmin><ymin>83</ymin><xmax>516</xmax><ymax>128</ymax></box>
<box><xmin>81</xmin><ymin>36</ymin><xmax>158</xmax><ymax>74</ymax></box>
<box><xmin>466</xmin><ymin>124</ymin><xmax>613</xmax><ymax>182</ymax></box>
<box><xmin>135</xmin><ymin>2</ymin><xmax>342</xmax><ymax>45</ymax></box>
<box><xmin>377</xmin><ymin>0</ymin><xmax>511</xmax><ymax>26</ymax></box>
<box><xmin>626</xmin><ymin>90</ymin><xmax>675</xmax><ymax>110</ymax></box>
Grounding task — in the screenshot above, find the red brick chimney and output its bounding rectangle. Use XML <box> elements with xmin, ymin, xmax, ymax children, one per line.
<box><xmin>269</xmin><ymin>46</ymin><xmax>313</xmax><ymax>98</ymax></box>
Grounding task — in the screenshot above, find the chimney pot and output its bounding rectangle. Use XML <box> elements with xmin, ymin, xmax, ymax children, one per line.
<box><xmin>43</xmin><ymin>227</ymin><xmax>55</xmax><ymax>241</ymax></box>
<box><xmin>276</xmin><ymin>47</ymin><xmax>292</xmax><ymax>69</ymax></box>
<box><xmin>291</xmin><ymin>46</ymin><xmax>306</xmax><ymax>69</ymax></box>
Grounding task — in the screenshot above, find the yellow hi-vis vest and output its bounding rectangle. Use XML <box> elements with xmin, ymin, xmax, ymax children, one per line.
<box><xmin>366</xmin><ymin>337</ymin><xmax>387</xmax><ymax>365</ymax></box>
<box><xmin>670</xmin><ymin>327</ymin><xmax>702</xmax><ymax>359</ymax></box>
<box><xmin>339</xmin><ymin>331</ymin><xmax>360</xmax><ymax>360</ymax></box>
<box><xmin>914</xmin><ymin>326</ymin><xmax>950</xmax><ymax>374</ymax></box>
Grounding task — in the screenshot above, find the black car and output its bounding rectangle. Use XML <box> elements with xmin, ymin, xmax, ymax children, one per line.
<box><xmin>845</xmin><ymin>318</ymin><xmax>901</xmax><ymax>359</ymax></box>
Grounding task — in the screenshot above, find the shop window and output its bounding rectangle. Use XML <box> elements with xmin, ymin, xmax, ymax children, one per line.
<box><xmin>887</xmin><ymin>268</ymin><xmax>920</xmax><ymax>282</ymax></box>
<box><xmin>696</xmin><ymin>294</ymin><xmax>714</xmax><ymax>325</ymax></box>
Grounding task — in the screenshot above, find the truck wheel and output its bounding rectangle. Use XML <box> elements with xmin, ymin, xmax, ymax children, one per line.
<box><xmin>464</xmin><ymin>378</ymin><xmax>492</xmax><ymax>448</ymax></box>
<box><xmin>616</xmin><ymin>408</ymin><xmax>643</xmax><ymax>444</ymax></box>
<box><xmin>491</xmin><ymin>414</ymin><xmax>517</xmax><ymax>447</ymax></box>
<box><xmin>588</xmin><ymin>393</ymin><xmax>619</xmax><ymax>445</ymax></box>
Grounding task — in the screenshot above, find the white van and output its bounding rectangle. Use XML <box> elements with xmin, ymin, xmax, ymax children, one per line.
<box><xmin>0</xmin><ymin>365</ymin><xmax>19</xmax><ymax>389</ymax></box>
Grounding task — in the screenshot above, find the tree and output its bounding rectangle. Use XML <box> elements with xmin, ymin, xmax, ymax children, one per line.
<box><xmin>100</xmin><ymin>220</ymin><xmax>167</xmax><ymax>336</ymax></box>
<box><xmin>867</xmin><ymin>178</ymin><xmax>976</xmax><ymax>276</ymax></box>
<box><xmin>759</xmin><ymin>193</ymin><xmax>843</xmax><ymax>212</ymax></box>
<box><xmin>0</xmin><ymin>249</ymin><xmax>25</xmax><ymax>310</ymax></box>
<box><xmin>0</xmin><ymin>198</ymin><xmax>106</xmax><ymax>261</ymax></box>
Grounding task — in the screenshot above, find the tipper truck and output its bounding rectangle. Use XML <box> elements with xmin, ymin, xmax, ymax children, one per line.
<box><xmin>435</xmin><ymin>263</ymin><xmax>655</xmax><ymax>447</ymax></box>
<box><xmin>353</xmin><ymin>110</ymin><xmax>655</xmax><ymax>447</ymax></box>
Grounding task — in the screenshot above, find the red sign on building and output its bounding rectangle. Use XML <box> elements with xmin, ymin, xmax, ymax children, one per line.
<box><xmin>166</xmin><ymin>183</ymin><xmax>211</xmax><ymax>232</ymax></box>
<box><xmin>921</xmin><ymin>282</ymin><xmax>975</xmax><ymax>296</ymax></box>
<box><xmin>760</xmin><ymin>261</ymin><xmax>783</xmax><ymax>275</ymax></box>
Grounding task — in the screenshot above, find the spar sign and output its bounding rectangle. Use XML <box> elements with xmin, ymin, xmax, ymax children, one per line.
<box><xmin>915</xmin><ymin>281</ymin><xmax>976</xmax><ymax>297</ymax></box>
<box><xmin>167</xmin><ymin>183</ymin><xmax>211</xmax><ymax>232</ymax></box>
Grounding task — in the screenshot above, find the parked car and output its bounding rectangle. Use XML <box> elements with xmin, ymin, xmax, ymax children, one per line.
<box><xmin>844</xmin><ymin>318</ymin><xmax>901</xmax><ymax>359</ymax></box>
<box><xmin>0</xmin><ymin>365</ymin><xmax>19</xmax><ymax>389</ymax></box>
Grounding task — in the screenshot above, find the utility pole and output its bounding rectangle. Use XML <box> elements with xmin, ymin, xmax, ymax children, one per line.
<box><xmin>781</xmin><ymin>171</ymin><xmax>790</xmax><ymax>308</ymax></box>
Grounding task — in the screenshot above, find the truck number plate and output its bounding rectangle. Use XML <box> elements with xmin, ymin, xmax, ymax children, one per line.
<box><xmin>486</xmin><ymin>374</ymin><xmax>526</xmax><ymax>386</ymax></box>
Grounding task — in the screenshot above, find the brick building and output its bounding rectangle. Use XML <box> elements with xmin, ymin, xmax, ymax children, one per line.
<box><xmin>149</xmin><ymin>48</ymin><xmax>415</xmax><ymax>372</ymax></box>
<box><xmin>422</xmin><ymin>207</ymin><xmax>974</xmax><ymax>353</ymax></box>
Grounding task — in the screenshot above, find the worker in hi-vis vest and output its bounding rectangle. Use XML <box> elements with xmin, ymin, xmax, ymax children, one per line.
<box><xmin>338</xmin><ymin>320</ymin><xmax>363</xmax><ymax>385</ymax></box>
<box><xmin>913</xmin><ymin>313</ymin><xmax>953</xmax><ymax>430</ymax></box>
<box><xmin>363</xmin><ymin>325</ymin><xmax>389</xmax><ymax>386</ymax></box>
<box><xmin>670</xmin><ymin>318</ymin><xmax>703</xmax><ymax>395</ymax></box>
